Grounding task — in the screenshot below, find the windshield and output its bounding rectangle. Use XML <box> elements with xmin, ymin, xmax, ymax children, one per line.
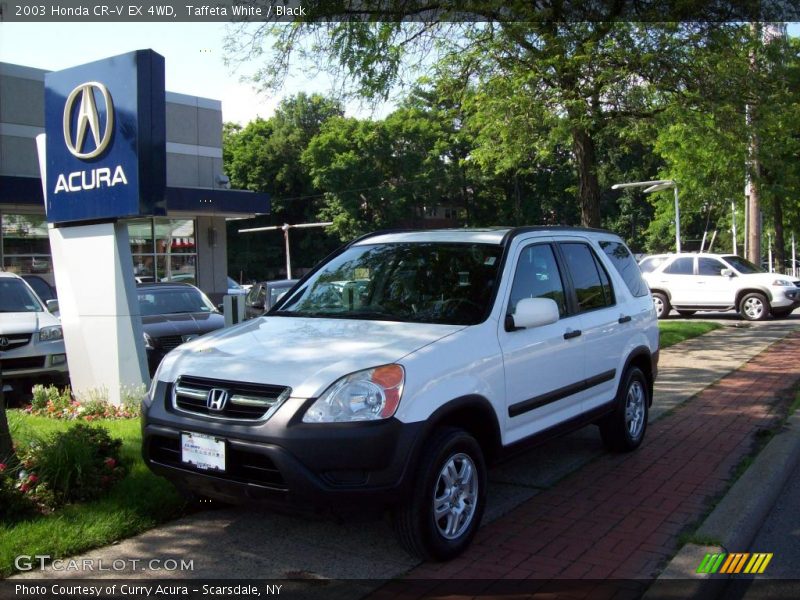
<box><xmin>138</xmin><ymin>287</ymin><xmax>216</xmax><ymax>316</ymax></box>
<box><xmin>277</xmin><ymin>242</ymin><xmax>503</xmax><ymax>325</ymax></box>
<box><xmin>0</xmin><ymin>278</ymin><xmax>44</xmax><ymax>313</ymax></box>
<box><xmin>722</xmin><ymin>255</ymin><xmax>764</xmax><ymax>274</ymax></box>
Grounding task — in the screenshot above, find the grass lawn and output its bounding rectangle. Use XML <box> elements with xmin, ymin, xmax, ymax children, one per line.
<box><xmin>659</xmin><ymin>320</ymin><xmax>721</xmax><ymax>349</ymax></box>
<box><xmin>1</xmin><ymin>412</ymin><xmax>184</xmax><ymax>578</ymax></box>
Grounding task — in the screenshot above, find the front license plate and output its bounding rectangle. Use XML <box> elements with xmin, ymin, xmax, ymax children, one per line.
<box><xmin>181</xmin><ymin>432</ymin><xmax>225</xmax><ymax>472</ymax></box>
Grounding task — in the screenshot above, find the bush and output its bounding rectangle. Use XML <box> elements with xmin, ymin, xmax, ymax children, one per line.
<box><xmin>18</xmin><ymin>424</ymin><xmax>126</xmax><ymax>508</ymax></box>
<box><xmin>0</xmin><ymin>461</ymin><xmax>36</xmax><ymax>522</ymax></box>
<box><xmin>27</xmin><ymin>385</ymin><xmax>140</xmax><ymax>420</ymax></box>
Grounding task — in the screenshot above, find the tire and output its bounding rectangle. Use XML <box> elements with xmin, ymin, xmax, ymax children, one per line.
<box><xmin>599</xmin><ymin>367</ymin><xmax>650</xmax><ymax>453</ymax></box>
<box><xmin>652</xmin><ymin>292</ymin><xmax>670</xmax><ymax>319</ymax></box>
<box><xmin>677</xmin><ymin>310</ymin><xmax>696</xmax><ymax>317</ymax></box>
<box><xmin>771</xmin><ymin>307</ymin><xmax>794</xmax><ymax>319</ymax></box>
<box><xmin>393</xmin><ymin>428</ymin><xmax>487</xmax><ymax>561</ymax></box>
<box><xmin>739</xmin><ymin>292</ymin><xmax>769</xmax><ymax>321</ymax></box>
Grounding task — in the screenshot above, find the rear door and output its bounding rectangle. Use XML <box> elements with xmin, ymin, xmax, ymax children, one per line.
<box><xmin>556</xmin><ymin>239</ymin><xmax>625</xmax><ymax>412</ymax></box>
<box><xmin>654</xmin><ymin>256</ymin><xmax>696</xmax><ymax>305</ymax></box>
<box><xmin>498</xmin><ymin>240</ymin><xmax>586</xmax><ymax>444</ymax></box>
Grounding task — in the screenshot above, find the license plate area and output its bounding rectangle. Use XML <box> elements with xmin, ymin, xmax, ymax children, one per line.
<box><xmin>181</xmin><ymin>432</ymin><xmax>226</xmax><ymax>472</ymax></box>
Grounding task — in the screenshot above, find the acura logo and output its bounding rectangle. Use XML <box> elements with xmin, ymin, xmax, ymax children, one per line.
<box><xmin>63</xmin><ymin>82</ymin><xmax>114</xmax><ymax>159</ymax></box>
<box><xmin>0</xmin><ymin>337</ymin><xmax>8</xmax><ymax>348</ymax></box>
<box><xmin>206</xmin><ymin>388</ymin><xmax>229</xmax><ymax>412</ymax></box>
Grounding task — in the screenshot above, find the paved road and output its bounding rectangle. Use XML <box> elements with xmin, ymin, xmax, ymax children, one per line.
<box><xmin>12</xmin><ymin>318</ymin><xmax>800</xmax><ymax>584</ymax></box>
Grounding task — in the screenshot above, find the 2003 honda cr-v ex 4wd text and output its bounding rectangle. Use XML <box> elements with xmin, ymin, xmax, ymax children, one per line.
<box><xmin>142</xmin><ymin>227</ymin><xmax>659</xmax><ymax>560</ymax></box>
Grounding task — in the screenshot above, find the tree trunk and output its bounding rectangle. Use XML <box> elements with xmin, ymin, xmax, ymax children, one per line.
<box><xmin>572</xmin><ymin>126</ymin><xmax>601</xmax><ymax>228</ymax></box>
<box><xmin>774</xmin><ymin>194</ymin><xmax>785</xmax><ymax>272</ymax></box>
<box><xmin>0</xmin><ymin>372</ymin><xmax>15</xmax><ymax>464</ymax></box>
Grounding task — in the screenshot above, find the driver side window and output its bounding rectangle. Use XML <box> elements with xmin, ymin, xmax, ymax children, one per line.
<box><xmin>508</xmin><ymin>244</ymin><xmax>567</xmax><ymax>317</ymax></box>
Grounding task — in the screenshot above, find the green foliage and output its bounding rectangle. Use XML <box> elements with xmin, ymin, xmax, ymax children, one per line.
<box><xmin>27</xmin><ymin>385</ymin><xmax>140</xmax><ymax>421</ymax></box>
<box><xmin>18</xmin><ymin>424</ymin><xmax>125</xmax><ymax>508</ymax></box>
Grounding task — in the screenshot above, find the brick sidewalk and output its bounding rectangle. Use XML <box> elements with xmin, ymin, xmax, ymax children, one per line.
<box><xmin>375</xmin><ymin>333</ymin><xmax>800</xmax><ymax>597</ymax></box>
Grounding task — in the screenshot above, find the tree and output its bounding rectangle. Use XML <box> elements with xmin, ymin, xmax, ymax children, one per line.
<box><xmin>226</xmin><ymin>4</ymin><xmax>728</xmax><ymax>228</ymax></box>
<box><xmin>223</xmin><ymin>93</ymin><xmax>344</xmax><ymax>279</ymax></box>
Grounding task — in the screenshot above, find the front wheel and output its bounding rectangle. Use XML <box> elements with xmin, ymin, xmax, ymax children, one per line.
<box><xmin>599</xmin><ymin>367</ymin><xmax>650</xmax><ymax>452</ymax></box>
<box><xmin>393</xmin><ymin>428</ymin><xmax>487</xmax><ymax>561</ymax></box>
<box><xmin>652</xmin><ymin>292</ymin><xmax>670</xmax><ymax>319</ymax></box>
<box><xmin>739</xmin><ymin>292</ymin><xmax>769</xmax><ymax>321</ymax></box>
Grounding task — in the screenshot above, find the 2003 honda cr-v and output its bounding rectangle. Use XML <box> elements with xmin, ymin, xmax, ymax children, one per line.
<box><xmin>142</xmin><ymin>227</ymin><xmax>659</xmax><ymax>560</ymax></box>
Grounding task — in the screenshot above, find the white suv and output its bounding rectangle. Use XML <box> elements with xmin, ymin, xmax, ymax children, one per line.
<box><xmin>0</xmin><ymin>271</ymin><xmax>68</xmax><ymax>392</ymax></box>
<box><xmin>142</xmin><ymin>228</ymin><xmax>658</xmax><ymax>560</ymax></box>
<box><xmin>640</xmin><ymin>253</ymin><xmax>800</xmax><ymax>320</ymax></box>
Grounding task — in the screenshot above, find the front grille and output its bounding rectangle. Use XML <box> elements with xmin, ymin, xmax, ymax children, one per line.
<box><xmin>148</xmin><ymin>434</ymin><xmax>287</xmax><ymax>490</ymax></box>
<box><xmin>0</xmin><ymin>356</ymin><xmax>46</xmax><ymax>371</ymax></box>
<box><xmin>0</xmin><ymin>334</ymin><xmax>32</xmax><ymax>351</ymax></box>
<box><xmin>171</xmin><ymin>375</ymin><xmax>291</xmax><ymax>421</ymax></box>
<box><xmin>158</xmin><ymin>335</ymin><xmax>185</xmax><ymax>352</ymax></box>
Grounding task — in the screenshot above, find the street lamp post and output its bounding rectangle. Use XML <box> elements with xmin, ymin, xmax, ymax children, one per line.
<box><xmin>239</xmin><ymin>222</ymin><xmax>333</xmax><ymax>279</ymax></box>
<box><xmin>611</xmin><ymin>180</ymin><xmax>681</xmax><ymax>253</ymax></box>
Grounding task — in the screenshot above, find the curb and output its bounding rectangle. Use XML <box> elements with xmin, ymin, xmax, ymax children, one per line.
<box><xmin>645</xmin><ymin>410</ymin><xmax>800</xmax><ymax>599</ymax></box>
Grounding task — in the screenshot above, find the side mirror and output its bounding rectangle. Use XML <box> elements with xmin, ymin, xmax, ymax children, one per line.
<box><xmin>46</xmin><ymin>299</ymin><xmax>59</xmax><ymax>314</ymax></box>
<box><xmin>720</xmin><ymin>268</ymin><xmax>735</xmax><ymax>278</ymax></box>
<box><xmin>251</xmin><ymin>300</ymin><xmax>265</xmax><ymax>310</ymax></box>
<box><xmin>507</xmin><ymin>297</ymin><xmax>560</xmax><ymax>331</ymax></box>
<box><xmin>216</xmin><ymin>303</ymin><xmax>225</xmax><ymax>313</ymax></box>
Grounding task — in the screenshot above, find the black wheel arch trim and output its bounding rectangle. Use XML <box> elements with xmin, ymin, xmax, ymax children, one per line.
<box><xmin>622</xmin><ymin>346</ymin><xmax>657</xmax><ymax>405</ymax></box>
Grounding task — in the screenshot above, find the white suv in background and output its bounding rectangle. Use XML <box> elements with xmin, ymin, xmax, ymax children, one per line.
<box><xmin>640</xmin><ymin>253</ymin><xmax>800</xmax><ymax>320</ymax></box>
<box><xmin>143</xmin><ymin>227</ymin><xmax>658</xmax><ymax>560</ymax></box>
<box><xmin>0</xmin><ymin>271</ymin><xmax>68</xmax><ymax>393</ymax></box>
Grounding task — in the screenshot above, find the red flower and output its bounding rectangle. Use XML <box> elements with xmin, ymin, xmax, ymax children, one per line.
<box><xmin>104</xmin><ymin>457</ymin><xmax>117</xmax><ymax>469</ymax></box>
<box><xmin>0</xmin><ymin>463</ymin><xmax>6</xmax><ymax>472</ymax></box>
<box><xmin>28</xmin><ymin>474</ymin><xmax>39</xmax><ymax>484</ymax></box>
<box><xmin>19</xmin><ymin>484</ymin><xmax>29</xmax><ymax>493</ymax></box>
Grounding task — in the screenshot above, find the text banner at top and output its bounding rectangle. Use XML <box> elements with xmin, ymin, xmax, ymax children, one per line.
<box><xmin>3</xmin><ymin>0</ymin><xmax>800</xmax><ymax>23</ymax></box>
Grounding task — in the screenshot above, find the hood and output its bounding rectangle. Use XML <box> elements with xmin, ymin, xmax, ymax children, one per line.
<box><xmin>0</xmin><ymin>310</ymin><xmax>58</xmax><ymax>335</ymax></box>
<box><xmin>158</xmin><ymin>316</ymin><xmax>465</xmax><ymax>398</ymax></box>
<box><xmin>141</xmin><ymin>312</ymin><xmax>225</xmax><ymax>339</ymax></box>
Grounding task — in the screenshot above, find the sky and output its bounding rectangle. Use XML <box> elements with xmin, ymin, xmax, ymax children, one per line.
<box><xmin>0</xmin><ymin>21</ymin><xmax>394</xmax><ymax>124</ymax></box>
<box><xmin>1</xmin><ymin>21</ymin><xmax>798</xmax><ymax>126</ymax></box>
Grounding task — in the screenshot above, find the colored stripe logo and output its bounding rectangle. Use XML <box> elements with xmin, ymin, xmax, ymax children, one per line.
<box><xmin>697</xmin><ymin>553</ymin><xmax>773</xmax><ymax>574</ymax></box>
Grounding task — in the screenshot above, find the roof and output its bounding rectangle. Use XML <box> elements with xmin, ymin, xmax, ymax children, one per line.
<box><xmin>353</xmin><ymin>226</ymin><xmax>618</xmax><ymax>247</ymax></box>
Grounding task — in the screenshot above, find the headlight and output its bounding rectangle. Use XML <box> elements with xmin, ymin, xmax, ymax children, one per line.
<box><xmin>38</xmin><ymin>325</ymin><xmax>62</xmax><ymax>342</ymax></box>
<box><xmin>302</xmin><ymin>365</ymin><xmax>405</xmax><ymax>423</ymax></box>
<box><xmin>143</xmin><ymin>332</ymin><xmax>154</xmax><ymax>350</ymax></box>
<box><xmin>772</xmin><ymin>279</ymin><xmax>794</xmax><ymax>287</ymax></box>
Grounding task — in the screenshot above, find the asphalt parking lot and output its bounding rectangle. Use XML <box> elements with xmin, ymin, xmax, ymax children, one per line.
<box><xmin>12</xmin><ymin>314</ymin><xmax>800</xmax><ymax>592</ymax></box>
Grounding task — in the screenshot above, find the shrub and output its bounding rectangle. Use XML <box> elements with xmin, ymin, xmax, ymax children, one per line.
<box><xmin>26</xmin><ymin>385</ymin><xmax>141</xmax><ymax>420</ymax></box>
<box><xmin>0</xmin><ymin>461</ymin><xmax>36</xmax><ymax>522</ymax></box>
<box><xmin>18</xmin><ymin>424</ymin><xmax>126</xmax><ymax>508</ymax></box>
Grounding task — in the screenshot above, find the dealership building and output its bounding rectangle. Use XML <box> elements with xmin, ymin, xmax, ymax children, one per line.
<box><xmin>0</xmin><ymin>61</ymin><xmax>268</xmax><ymax>301</ymax></box>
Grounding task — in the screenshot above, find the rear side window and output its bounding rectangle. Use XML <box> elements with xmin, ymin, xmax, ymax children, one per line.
<box><xmin>559</xmin><ymin>242</ymin><xmax>615</xmax><ymax>312</ymax></box>
<box><xmin>638</xmin><ymin>256</ymin><xmax>667</xmax><ymax>273</ymax></box>
<box><xmin>599</xmin><ymin>241</ymin><xmax>650</xmax><ymax>297</ymax></box>
<box><xmin>664</xmin><ymin>257</ymin><xmax>694</xmax><ymax>275</ymax></box>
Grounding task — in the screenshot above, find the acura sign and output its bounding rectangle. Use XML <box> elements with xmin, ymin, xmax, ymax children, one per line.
<box><xmin>44</xmin><ymin>50</ymin><xmax>166</xmax><ymax>224</ymax></box>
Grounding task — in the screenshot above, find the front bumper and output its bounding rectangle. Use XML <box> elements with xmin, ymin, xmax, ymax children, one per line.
<box><xmin>772</xmin><ymin>287</ymin><xmax>800</xmax><ymax>308</ymax></box>
<box><xmin>142</xmin><ymin>380</ymin><xmax>423</xmax><ymax>510</ymax></box>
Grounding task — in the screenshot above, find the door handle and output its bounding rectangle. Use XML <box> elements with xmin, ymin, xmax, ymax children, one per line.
<box><xmin>563</xmin><ymin>329</ymin><xmax>582</xmax><ymax>340</ymax></box>
<box><xmin>618</xmin><ymin>315</ymin><xmax>632</xmax><ymax>324</ymax></box>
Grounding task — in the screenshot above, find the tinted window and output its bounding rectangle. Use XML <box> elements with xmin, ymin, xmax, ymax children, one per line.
<box><xmin>697</xmin><ymin>257</ymin><xmax>726</xmax><ymax>276</ymax></box>
<box><xmin>600</xmin><ymin>241</ymin><xmax>649</xmax><ymax>297</ymax></box>
<box><xmin>638</xmin><ymin>256</ymin><xmax>667</xmax><ymax>273</ymax></box>
<box><xmin>0</xmin><ymin>278</ymin><xmax>44</xmax><ymax>313</ymax></box>
<box><xmin>138</xmin><ymin>288</ymin><xmax>215</xmax><ymax>316</ymax></box>
<box><xmin>508</xmin><ymin>244</ymin><xmax>566</xmax><ymax>317</ymax></box>
<box><xmin>722</xmin><ymin>255</ymin><xmax>763</xmax><ymax>274</ymax></box>
<box><xmin>278</xmin><ymin>242</ymin><xmax>502</xmax><ymax>325</ymax></box>
<box><xmin>560</xmin><ymin>243</ymin><xmax>615</xmax><ymax>312</ymax></box>
<box><xmin>664</xmin><ymin>257</ymin><xmax>694</xmax><ymax>275</ymax></box>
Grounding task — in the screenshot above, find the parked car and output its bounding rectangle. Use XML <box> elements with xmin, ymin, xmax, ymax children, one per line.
<box><xmin>0</xmin><ymin>271</ymin><xmax>68</xmax><ymax>393</ymax></box>
<box><xmin>640</xmin><ymin>253</ymin><xmax>800</xmax><ymax>320</ymax></box>
<box><xmin>138</xmin><ymin>283</ymin><xmax>225</xmax><ymax>375</ymax></box>
<box><xmin>244</xmin><ymin>279</ymin><xmax>298</xmax><ymax>319</ymax></box>
<box><xmin>142</xmin><ymin>227</ymin><xmax>658</xmax><ymax>560</ymax></box>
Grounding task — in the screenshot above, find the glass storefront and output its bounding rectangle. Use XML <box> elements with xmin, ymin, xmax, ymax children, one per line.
<box><xmin>1</xmin><ymin>214</ymin><xmax>197</xmax><ymax>289</ymax></box>
<box><xmin>1</xmin><ymin>213</ymin><xmax>54</xmax><ymax>283</ymax></box>
<box><xmin>129</xmin><ymin>218</ymin><xmax>197</xmax><ymax>284</ymax></box>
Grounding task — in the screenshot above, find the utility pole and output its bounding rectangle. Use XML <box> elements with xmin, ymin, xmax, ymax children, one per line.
<box><xmin>745</xmin><ymin>22</ymin><xmax>762</xmax><ymax>266</ymax></box>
